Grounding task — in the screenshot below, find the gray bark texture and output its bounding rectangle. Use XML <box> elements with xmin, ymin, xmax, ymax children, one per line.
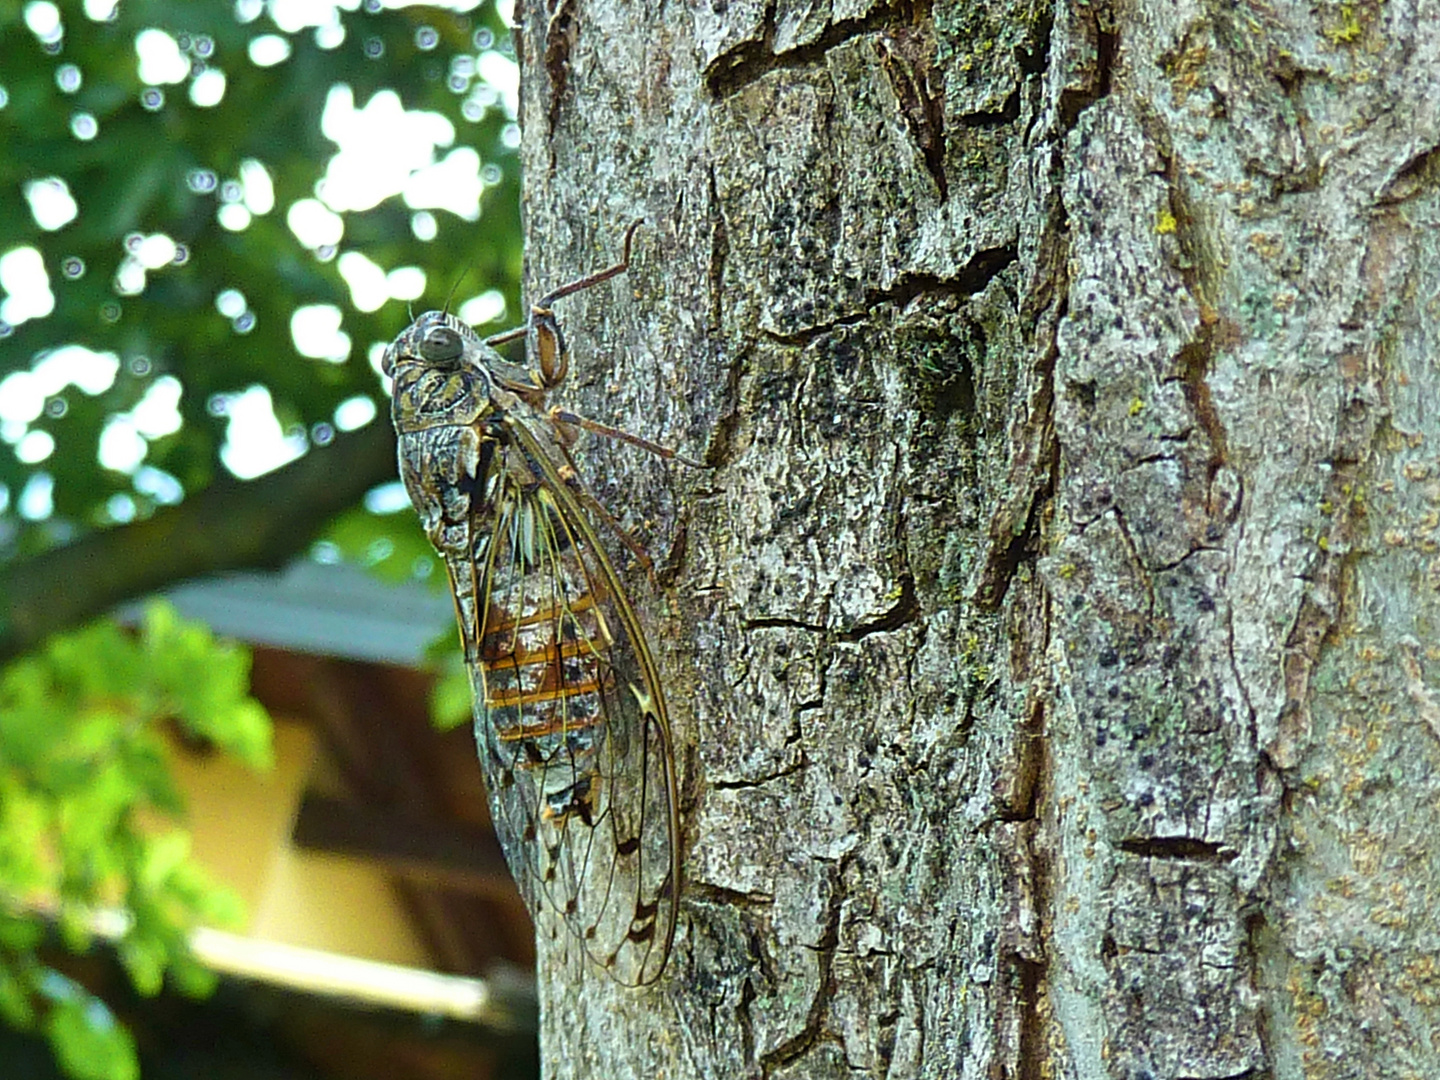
<box><xmin>510</xmin><ymin>0</ymin><xmax>1440</xmax><ymax>1076</ymax></box>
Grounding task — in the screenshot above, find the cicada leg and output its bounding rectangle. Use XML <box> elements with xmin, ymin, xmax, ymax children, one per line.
<box><xmin>532</xmin><ymin>218</ymin><xmax>643</xmax><ymax>309</ymax></box>
<box><xmin>550</xmin><ymin>407</ymin><xmax>706</xmax><ymax>469</ymax></box>
<box><xmin>484</xmin><ymin>219</ymin><xmax>643</xmax><ymax>389</ymax></box>
<box><xmin>549</xmin><ymin>445</ymin><xmax>658</xmax><ymax>581</ymax></box>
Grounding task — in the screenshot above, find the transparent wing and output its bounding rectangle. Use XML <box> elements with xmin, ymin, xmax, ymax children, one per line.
<box><xmin>449</xmin><ymin>425</ymin><xmax>679</xmax><ymax>986</ymax></box>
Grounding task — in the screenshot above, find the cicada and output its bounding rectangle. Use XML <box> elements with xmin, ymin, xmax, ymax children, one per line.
<box><xmin>381</xmin><ymin>223</ymin><xmax>683</xmax><ymax>985</ymax></box>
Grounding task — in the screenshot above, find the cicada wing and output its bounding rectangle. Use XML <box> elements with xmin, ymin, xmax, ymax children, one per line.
<box><xmin>458</xmin><ymin>438</ymin><xmax>679</xmax><ymax>986</ymax></box>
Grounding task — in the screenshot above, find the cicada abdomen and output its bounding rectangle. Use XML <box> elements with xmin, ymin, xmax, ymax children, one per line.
<box><xmin>381</xmin><ymin>231</ymin><xmax>680</xmax><ymax>986</ymax></box>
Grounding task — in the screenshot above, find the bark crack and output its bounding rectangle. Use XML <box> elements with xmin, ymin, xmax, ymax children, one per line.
<box><xmin>996</xmin><ymin>695</ymin><xmax>1045</xmax><ymax>822</ymax></box>
<box><xmin>970</xmin><ymin>440</ymin><xmax>1054</xmax><ymax>610</ymax></box>
<box><xmin>969</xmin><ymin>134</ymin><xmax>1065</xmax><ymax>608</ymax></box>
<box><xmin>1146</xmin><ymin>542</ymin><xmax>1224</xmax><ymax>575</ymax></box>
<box><xmin>713</xmin><ymin>755</ymin><xmax>809</xmax><ymax>791</ymax></box>
<box><xmin>707</xmin><ymin>163</ymin><xmax>729</xmax><ymax>333</ymax></box>
<box><xmin>688</xmin><ymin>881</ymin><xmax>776</xmax><ymax>907</ymax></box>
<box><xmin>706</xmin><ymin>0</ymin><xmax>920</xmax><ymax>99</ymax></box>
<box><xmin>839</xmin><ymin>573</ymin><xmax>919</xmax><ymax>641</ymax></box>
<box><xmin>757</xmin><ymin>860</ymin><xmax>845</xmax><ymax>1077</ymax></box>
<box><xmin>873</xmin><ymin>29</ymin><xmax>949</xmax><ymax>201</ymax></box>
<box><xmin>1110</xmin><ymin>506</ymin><xmax>1157</xmax><ymax>617</ymax></box>
<box><xmin>1246</xmin><ymin>910</ymin><xmax>1275</xmax><ymax>1080</ymax></box>
<box><xmin>738</xmin><ymin>970</ymin><xmax>758</xmax><ymax>1068</ymax></box>
<box><xmin>1155</xmin><ymin>125</ymin><xmax>1238</xmax><ymax>510</ymax></box>
<box><xmin>1375</xmin><ymin>138</ymin><xmax>1440</xmax><ymax>204</ymax></box>
<box><xmin>1056</xmin><ymin>8</ymin><xmax>1117</xmax><ymax>130</ymax></box>
<box><xmin>743</xmin><ymin>615</ymin><xmax>828</xmax><ymax>634</ymax></box>
<box><xmin>1263</xmin><ymin>53</ymin><xmax>1323</xmax><ymax>196</ymax></box>
<box><xmin>1116</xmin><ymin>837</ymin><xmax>1237</xmax><ymax>862</ymax></box>
<box><xmin>541</xmin><ymin>0</ymin><xmax>578</xmax><ymax>153</ymax></box>
<box><xmin>759</xmin><ymin>311</ymin><xmax>870</xmax><ymax>348</ymax></box>
<box><xmin>701</xmin><ymin>342</ymin><xmax>747</xmax><ymax>470</ymax></box>
<box><xmin>761</xmin><ymin>244</ymin><xmax>1020</xmax><ymax>348</ymax></box>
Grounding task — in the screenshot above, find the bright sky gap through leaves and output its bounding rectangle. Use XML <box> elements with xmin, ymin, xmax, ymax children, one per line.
<box><xmin>1</xmin><ymin>0</ymin><xmax>518</xmax><ymax>491</ymax></box>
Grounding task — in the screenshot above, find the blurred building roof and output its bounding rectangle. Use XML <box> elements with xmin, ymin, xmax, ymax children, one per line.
<box><xmin>126</xmin><ymin>558</ymin><xmax>456</xmax><ymax>666</ymax></box>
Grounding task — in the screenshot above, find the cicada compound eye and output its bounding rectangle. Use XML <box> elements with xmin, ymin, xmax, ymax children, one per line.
<box><xmin>419</xmin><ymin>324</ymin><xmax>463</xmax><ymax>364</ymax></box>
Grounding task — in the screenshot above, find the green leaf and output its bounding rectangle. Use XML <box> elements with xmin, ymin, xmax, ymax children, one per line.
<box><xmin>45</xmin><ymin>996</ymin><xmax>140</xmax><ymax>1080</ymax></box>
<box><xmin>0</xmin><ymin>782</ymin><xmax>51</xmax><ymax>893</ymax></box>
<box><xmin>0</xmin><ymin>4</ymin><xmax>524</xmax><ymax>1077</ymax></box>
<box><xmin>116</xmin><ymin>934</ymin><xmax>166</xmax><ymax>1000</ymax></box>
<box><xmin>191</xmin><ymin>879</ymin><xmax>245</xmax><ymax>931</ymax></box>
<box><xmin>1</xmin><ymin>0</ymin><xmax>521</xmax><ymax>558</ymax></box>
<box><xmin>138</xmin><ymin>831</ymin><xmax>191</xmax><ymax>894</ymax></box>
<box><xmin>326</xmin><ymin>504</ymin><xmax>443</xmax><ymax>585</ymax></box>
<box><xmin>167</xmin><ymin>952</ymin><xmax>218</xmax><ymax>1000</ymax></box>
<box><xmin>0</xmin><ymin>912</ymin><xmax>44</xmax><ymax>954</ymax></box>
<box><xmin>429</xmin><ymin>645</ymin><xmax>473</xmax><ymax>732</ymax></box>
<box><xmin>0</xmin><ymin>959</ymin><xmax>36</xmax><ymax>1030</ymax></box>
<box><xmin>212</xmin><ymin>699</ymin><xmax>274</xmax><ymax>769</ymax></box>
<box><xmin>0</xmin><ymin>604</ymin><xmax>269</xmax><ymax>1064</ymax></box>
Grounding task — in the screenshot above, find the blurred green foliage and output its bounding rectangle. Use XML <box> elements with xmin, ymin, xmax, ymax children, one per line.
<box><xmin>0</xmin><ymin>0</ymin><xmax>521</xmax><ymax>567</ymax></box>
<box><xmin>0</xmin><ymin>600</ymin><xmax>269</xmax><ymax>1080</ymax></box>
<box><xmin>0</xmin><ymin>1</ymin><xmax>524</xmax><ymax>1075</ymax></box>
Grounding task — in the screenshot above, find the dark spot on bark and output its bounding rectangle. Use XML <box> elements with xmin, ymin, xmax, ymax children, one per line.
<box><xmin>1099</xmin><ymin>647</ymin><xmax>1120</xmax><ymax>667</ymax></box>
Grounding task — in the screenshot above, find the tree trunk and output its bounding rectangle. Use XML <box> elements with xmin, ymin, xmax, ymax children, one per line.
<box><xmin>512</xmin><ymin>0</ymin><xmax>1440</xmax><ymax>1076</ymax></box>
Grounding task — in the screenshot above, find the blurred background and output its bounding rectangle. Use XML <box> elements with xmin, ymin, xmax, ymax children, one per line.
<box><xmin>0</xmin><ymin>1</ymin><xmax>539</xmax><ymax>1077</ymax></box>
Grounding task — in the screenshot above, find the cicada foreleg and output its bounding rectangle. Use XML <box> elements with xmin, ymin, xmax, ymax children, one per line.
<box><xmin>484</xmin><ymin>219</ymin><xmax>643</xmax><ymax>390</ymax></box>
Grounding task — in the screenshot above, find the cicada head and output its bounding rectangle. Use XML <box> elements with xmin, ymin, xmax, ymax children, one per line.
<box><xmin>385</xmin><ymin>310</ymin><xmax>501</xmax><ymax>432</ymax></box>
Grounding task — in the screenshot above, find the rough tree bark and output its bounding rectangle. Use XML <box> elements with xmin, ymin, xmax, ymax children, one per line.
<box><xmin>511</xmin><ymin>0</ymin><xmax>1440</xmax><ymax>1076</ymax></box>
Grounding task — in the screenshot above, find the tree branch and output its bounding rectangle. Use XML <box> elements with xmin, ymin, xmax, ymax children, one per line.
<box><xmin>0</xmin><ymin>421</ymin><xmax>398</xmax><ymax>664</ymax></box>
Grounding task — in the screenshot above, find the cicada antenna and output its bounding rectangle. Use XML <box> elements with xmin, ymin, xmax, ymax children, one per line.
<box><xmin>442</xmin><ymin>264</ymin><xmax>474</xmax><ymax>318</ymax></box>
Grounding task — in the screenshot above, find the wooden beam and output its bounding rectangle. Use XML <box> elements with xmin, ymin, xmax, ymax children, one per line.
<box><xmin>293</xmin><ymin>793</ymin><xmax>515</xmax><ymax>896</ymax></box>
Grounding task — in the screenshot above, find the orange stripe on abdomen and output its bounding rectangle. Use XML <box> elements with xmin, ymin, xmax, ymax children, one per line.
<box><xmin>486</xmin><ymin>681</ymin><xmax>606</xmax><ymax>715</ymax></box>
<box><xmin>482</xmin><ymin>590</ymin><xmax>601</xmax><ymax>636</ymax></box>
<box><xmin>481</xmin><ymin>640</ymin><xmax>614</xmax><ymax>739</ymax></box>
